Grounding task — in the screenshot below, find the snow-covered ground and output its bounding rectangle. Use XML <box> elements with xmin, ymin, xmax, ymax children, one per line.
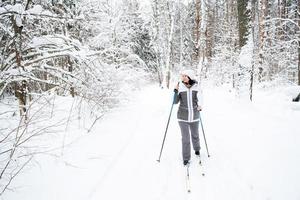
<box><xmin>2</xmin><ymin>83</ymin><xmax>300</xmax><ymax>200</ymax></box>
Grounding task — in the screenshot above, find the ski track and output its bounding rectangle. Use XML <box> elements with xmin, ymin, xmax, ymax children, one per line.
<box><xmin>88</xmin><ymin>105</ymin><xmax>143</xmax><ymax>198</ymax></box>
<box><xmin>3</xmin><ymin>84</ymin><xmax>300</xmax><ymax>200</ymax></box>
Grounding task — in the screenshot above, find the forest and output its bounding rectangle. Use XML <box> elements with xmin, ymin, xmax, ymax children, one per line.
<box><xmin>0</xmin><ymin>0</ymin><xmax>299</xmax><ymax>198</ymax></box>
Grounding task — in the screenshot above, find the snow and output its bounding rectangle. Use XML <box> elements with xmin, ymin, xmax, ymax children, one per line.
<box><xmin>11</xmin><ymin>3</ymin><xmax>24</xmax><ymax>14</ymax></box>
<box><xmin>2</xmin><ymin>83</ymin><xmax>300</xmax><ymax>200</ymax></box>
<box><xmin>26</xmin><ymin>5</ymin><xmax>43</xmax><ymax>15</ymax></box>
<box><xmin>238</xmin><ymin>37</ymin><xmax>253</xmax><ymax>70</ymax></box>
<box><xmin>14</xmin><ymin>15</ymin><xmax>22</xmax><ymax>27</ymax></box>
<box><xmin>0</xmin><ymin>6</ymin><xmax>10</xmax><ymax>14</ymax></box>
<box><xmin>0</xmin><ymin>4</ymin><xmax>23</xmax><ymax>15</ymax></box>
<box><xmin>0</xmin><ymin>4</ymin><xmax>24</xmax><ymax>28</ymax></box>
<box><xmin>29</xmin><ymin>36</ymin><xmax>66</xmax><ymax>48</ymax></box>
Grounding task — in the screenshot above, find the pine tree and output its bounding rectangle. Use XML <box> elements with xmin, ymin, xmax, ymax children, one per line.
<box><xmin>237</xmin><ymin>0</ymin><xmax>250</xmax><ymax>48</ymax></box>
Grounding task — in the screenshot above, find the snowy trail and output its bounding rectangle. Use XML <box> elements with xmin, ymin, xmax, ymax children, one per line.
<box><xmin>88</xmin><ymin>86</ymin><xmax>187</xmax><ymax>200</ymax></box>
<box><xmin>3</xmin><ymin>84</ymin><xmax>300</xmax><ymax>200</ymax></box>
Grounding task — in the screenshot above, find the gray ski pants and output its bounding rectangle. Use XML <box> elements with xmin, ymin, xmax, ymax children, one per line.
<box><xmin>178</xmin><ymin>121</ymin><xmax>200</xmax><ymax>161</ymax></box>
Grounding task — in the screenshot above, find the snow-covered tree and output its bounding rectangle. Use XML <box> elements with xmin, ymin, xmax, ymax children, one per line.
<box><xmin>0</xmin><ymin>0</ymin><xmax>155</xmax><ymax>194</ymax></box>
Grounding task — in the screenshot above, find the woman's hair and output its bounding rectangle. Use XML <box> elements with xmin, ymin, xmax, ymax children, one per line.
<box><xmin>188</xmin><ymin>78</ymin><xmax>195</xmax><ymax>85</ymax></box>
<box><xmin>182</xmin><ymin>76</ymin><xmax>196</xmax><ymax>85</ymax></box>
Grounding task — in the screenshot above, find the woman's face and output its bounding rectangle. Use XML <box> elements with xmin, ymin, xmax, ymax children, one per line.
<box><xmin>180</xmin><ymin>74</ymin><xmax>189</xmax><ymax>83</ymax></box>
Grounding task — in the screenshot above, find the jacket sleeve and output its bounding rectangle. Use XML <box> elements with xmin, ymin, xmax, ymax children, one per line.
<box><xmin>197</xmin><ymin>84</ymin><xmax>203</xmax><ymax>107</ymax></box>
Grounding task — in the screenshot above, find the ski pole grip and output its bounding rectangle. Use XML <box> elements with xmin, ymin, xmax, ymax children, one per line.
<box><xmin>172</xmin><ymin>90</ymin><xmax>178</xmax><ymax>104</ymax></box>
<box><xmin>172</xmin><ymin>82</ymin><xmax>179</xmax><ymax>104</ymax></box>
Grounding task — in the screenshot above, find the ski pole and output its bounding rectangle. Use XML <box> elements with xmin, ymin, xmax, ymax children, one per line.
<box><xmin>157</xmin><ymin>90</ymin><xmax>177</xmax><ymax>162</ymax></box>
<box><xmin>199</xmin><ymin>112</ymin><xmax>210</xmax><ymax>157</ymax></box>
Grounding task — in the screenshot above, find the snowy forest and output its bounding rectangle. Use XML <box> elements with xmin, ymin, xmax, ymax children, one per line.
<box><xmin>0</xmin><ymin>0</ymin><xmax>299</xmax><ymax>199</ymax></box>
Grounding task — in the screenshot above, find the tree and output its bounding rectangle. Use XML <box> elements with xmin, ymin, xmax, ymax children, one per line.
<box><xmin>0</xmin><ymin>0</ymin><xmax>154</xmax><ymax>194</ymax></box>
<box><xmin>192</xmin><ymin>0</ymin><xmax>201</xmax><ymax>68</ymax></box>
<box><xmin>250</xmin><ymin>0</ymin><xmax>257</xmax><ymax>101</ymax></box>
<box><xmin>237</xmin><ymin>0</ymin><xmax>250</xmax><ymax>48</ymax></box>
<box><xmin>151</xmin><ymin>0</ymin><xmax>177</xmax><ymax>88</ymax></box>
<box><xmin>297</xmin><ymin>0</ymin><xmax>300</xmax><ymax>85</ymax></box>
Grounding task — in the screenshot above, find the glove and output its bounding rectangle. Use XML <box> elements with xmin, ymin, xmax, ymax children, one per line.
<box><xmin>174</xmin><ymin>82</ymin><xmax>179</xmax><ymax>93</ymax></box>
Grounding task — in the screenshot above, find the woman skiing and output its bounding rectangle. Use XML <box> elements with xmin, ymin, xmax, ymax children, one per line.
<box><xmin>174</xmin><ymin>70</ymin><xmax>203</xmax><ymax>166</ymax></box>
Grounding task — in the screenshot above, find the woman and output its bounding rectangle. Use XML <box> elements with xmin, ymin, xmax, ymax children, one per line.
<box><xmin>174</xmin><ymin>70</ymin><xmax>203</xmax><ymax>166</ymax></box>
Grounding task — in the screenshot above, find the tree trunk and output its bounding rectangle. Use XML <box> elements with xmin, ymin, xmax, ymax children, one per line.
<box><xmin>193</xmin><ymin>0</ymin><xmax>201</xmax><ymax>68</ymax></box>
<box><xmin>166</xmin><ymin>1</ymin><xmax>175</xmax><ymax>89</ymax></box>
<box><xmin>258</xmin><ymin>0</ymin><xmax>268</xmax><ymax>81</ymax></box>
<box><xmin>250</xmin><ymin>0</ymin><xmax>257</xmax><ymax>101</ymax></box>
<box><xmin>298</xmin><ymin>0</ymin><xmax>300</xmax><ymax>85</ymax></box>
<box><xmin>298</xmin><ymin>41</ymin><xmax>300</xmax><ymax>86</ymax></box>
<box><xmin>11</xmin><ymin>15</ymin><xmax>27</xmax><ymax>120</ymax></box>
<box><xmin>203</xmin><ymin>4</ymin><xmax>215</xmax><ymax>79</ymax></box>
<box><xmin>178</xmin><ymin>0</ymin><xmax>183</xmax><ymax>68</ymax></box>
<box><xmin>237</xmin><ymin>0</ymin><xmax>249</xmax><ymax>48</ymax></box>
<box><xmin>67</xmin><ymin>57</ymin><xmax>75</xmax><ymax>97</ymax></box>
<box><xmin>152</xmin><ymin>0</ymin><xmax>163</xmax><ymax>86</ymax></box>
<box><xmin>228</xmin><ymin>0</ymin><xmax>240</xmax><ymax>90</ymax></box>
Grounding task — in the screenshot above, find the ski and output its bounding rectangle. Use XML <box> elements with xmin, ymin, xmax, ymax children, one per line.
<box><xmin>185</xmin><ymin>164</ymin><xmax>191</xmax><ymax>193</ymax></box>
<box><xmin>196</xmin><ymin>155</ymin><xmax>205</xmax><ymax>176</ymax></box>
<box><xmin>198</xmin><ymin>153</ymin><xmax>202</xmax><ymax>165</ymax></box>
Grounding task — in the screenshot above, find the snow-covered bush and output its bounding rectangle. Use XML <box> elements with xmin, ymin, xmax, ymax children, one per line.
<box><xmin>0</xmin><ymin>0</ymin><xmax>153</xmax><ymax>194</ymax></box>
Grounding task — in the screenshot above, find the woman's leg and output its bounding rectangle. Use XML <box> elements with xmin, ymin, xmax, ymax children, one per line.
<box><xmin>178</xmin><ymin>121</ymin><xmax>191</xmax><ymax>161</ymax></box>
<box><xmin>190</xmin><ymin>121</ymin><xmax>200</xmax><ymax>152</ymax></box>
